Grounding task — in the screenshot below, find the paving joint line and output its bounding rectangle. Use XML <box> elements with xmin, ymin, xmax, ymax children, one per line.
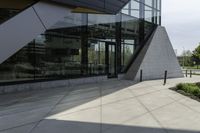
<box><xmin>131</xmin><ymin>93</ymin><xmax>169</xmax><ymax>133</ymax></box>
<box><xmin>176</xmin><ymin>98</ymin><xmax>200</xmax><ymax>114</ymax></box>
<box><xmin>127</xmin><ymin>88</ymin><xmax>188</xmax><ymax>133</ymax></box>
<box><xmin>0</xmin><ymin>121</ymin><xmax>38</xmax><ymax>132</ymax></box>
<box><xmin>28</xmin><ymin>87</ymin><xmax>75</xmax><ymax>133</ymax></box>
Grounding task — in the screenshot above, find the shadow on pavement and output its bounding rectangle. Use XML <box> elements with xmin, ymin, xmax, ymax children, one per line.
<box><xmin>31</xmin><ymin>119</ymin><xmax>200</xmax><ymax>133</ymax></box>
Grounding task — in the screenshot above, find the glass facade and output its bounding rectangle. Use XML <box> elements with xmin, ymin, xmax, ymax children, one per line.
<box><xmin>0</xmin><ymin>0</ymin><xmax>161</xmax><ymax>84</ymax></box>
<box><xmin>122</xmin><ymin>0</ymin><xmax>161</xmax><ymax>25</ymax></box>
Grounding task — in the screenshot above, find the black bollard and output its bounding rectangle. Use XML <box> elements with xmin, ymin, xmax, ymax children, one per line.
<box><xmin>190</xmin><ymin>70</ymin><xmax>192</xmax><ymax>78</ymax></box>
<box><xmin>164</xmin><ymin>70</ymin><xmax>167</xmax><ymax>85</ymax></box>
<box><xmin>140</xmin><ymin>69</ymin><xmax>143</xmax><ymax>82</ymax></box>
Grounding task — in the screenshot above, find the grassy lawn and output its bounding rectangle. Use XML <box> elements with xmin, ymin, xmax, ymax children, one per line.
<box><xmin>184</xmin><ymin>65</ymin><xmax>200</xmax><ymax>70</ymax></box>
<box><xmin>170</xmin><ymin>83</ymin><xmax>200</xmax><ymax>101</ymax></box>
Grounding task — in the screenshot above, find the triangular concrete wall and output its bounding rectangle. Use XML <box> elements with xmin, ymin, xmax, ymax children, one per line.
<box><xmin>124</xmin><ymin>26</ymin><xmax>183</xmax><ymax>81</ymax></box>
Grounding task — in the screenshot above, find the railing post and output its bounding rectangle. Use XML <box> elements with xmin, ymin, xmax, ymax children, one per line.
<box><xmin>190</xmin><ymin>70</ymin><xmax>192</xmax><ymax>78</ymax></box>
<box><xmin>140</xmin><ymin>69</ymin><xmax>143</xmax><ymax>82</ymax></box>
<box><xmin>164</xmin><ymin>70</ymin><xmax>167</xmax><ymax>85</ymax></box>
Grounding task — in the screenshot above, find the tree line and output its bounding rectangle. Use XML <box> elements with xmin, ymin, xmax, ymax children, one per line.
<box><xmin>180</xmin><ymin>43</ymin><xmax>200</xmax><ymax>69</ymax></box>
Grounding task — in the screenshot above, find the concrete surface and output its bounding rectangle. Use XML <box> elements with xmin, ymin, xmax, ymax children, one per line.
<box><xmin>0</xmin><ymin>76</ymin><xmax>108</xmax><ymax>94</ymax></box>
<box><xmin>125</xmin><ymin>26</ymin><xmax>183</xmax><ymax>81</ymax></box>
<box><xmin>1</xmin><ymin>76</ymin><xmax>200</xmax><ymax>133</ymax></box>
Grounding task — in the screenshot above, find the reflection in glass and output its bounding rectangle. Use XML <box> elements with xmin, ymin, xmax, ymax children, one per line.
<box><xmin>121</xmin><ymin>14</ymin><xmax>139</xmax><ymax>72</ymax></box>
<box><xmin>88</xmin><ymin>40</ymin><xmax>106</xmax><ymax>75</ymax></box>
<box><xmin>0</xmin><ymin>43</ymin><xmax>35</xmax><ymax>83</ymax></box>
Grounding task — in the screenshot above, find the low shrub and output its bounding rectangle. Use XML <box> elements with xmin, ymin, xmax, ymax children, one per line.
<box><xmin>176</xmin><ymin>83</ymin><xmax>200</xmax><ymax>97</ymax></box>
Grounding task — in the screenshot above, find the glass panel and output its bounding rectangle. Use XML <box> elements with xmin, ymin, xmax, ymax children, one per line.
<box><xmin>123</xmin><ymin>44</ymin><xmax>134</xmax><ymax>67</ymax></box>
<box><xmin>32</xmin><ymin>12</ymin><xmax>85</xmax><ymax>80</ymax></box>
<box><xmin>88</xmin><ymin>40</ymin><xmax>106</xmax><ymax>75</ymax></box>
<box><xmin>145</xmin><ymin>0</ymin><xmax>153</xmax><ymax>7</ymax></box>
<box><xmin>123</xmin><ymin>3</ymin><xmax>129</xmax><ymax>9</ymax></box>
<box><xmin>130</xmin><ymin>0</ymin><xmax>140</xmax><ymax>18</ymax></box>
<box><xmin>108</xmin><ymin>44</ymin><xmax>116</xmax><ymax>77</ymax></box>
<box><xmin>130</xmin><ymin>10</ymin><xmax>139</xmax><ymax>18</ymax></box>
<box><xmin>157</xmin><ymin>0</ymin><xmax>161</xmax><ymax>10</ymax></box>
<box><xmin>144</xmin><ymin>21</ymin><xmax>155</xmax><ymax>39</ymax></box>
<box><xmin>88</xmin><ymin>14</ymin><xmax>116</xmax><ymax>76</ymax></box>
<box><xmin>157</xmin><ymin>11</ymin><xmax>161</xmax><ymax>25</ymax></box>
<box><xmin>145</xmin><ymin>6</ymin><xmax>153</xmax><ymax>23</ymax></box>
<box><xmin>0</xmin><ymin>43</ymin><xmax>35</xmax><ymax>83</ymax></box>
<box><xmin>121</xmin><ymin>14</ymin><xmax>139</xmax><ymax>72</ymax></box>
<box><xmin>131</xmin><ymin>0</ymin><xmax>140</xmax><ymax>10</ymax></box>
<box><xmin>122</xmin><ymin>9</ymin><xmax>129</xmax><ymax>15</ymax></box>
<box><xmin>34</xmin><ymin>32</ymin><xmax>82</xmax><ymax>79</ymax></box>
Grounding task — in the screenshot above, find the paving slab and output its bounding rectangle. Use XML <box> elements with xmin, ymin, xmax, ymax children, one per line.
<box><xmin>103</xmin><ymin>113</ymin><xmax>165</xmax><ymax>133</ymax></box>
<box><xmin>102</xmin><ymin>98</ymin><xmax>148</xmax><ymax>131</ymax></box>
<box><xmin>137</xmin><ymin>90</ymin><xmax>175</xmax><ymax>111</ymax></box>
<box><xmin>0</xmin><ymin>123</ymin><xmax>36</xmax><ymax>133</ymax></box>
<box><xmin>152</xmin><ymin>102</ymin><xmax>200</xmax><ymax>132</ymax></box>
<box><xmin>33</xmin><ymin>107</ymin><xmax>101</xmax><ymax>133</ymax></box>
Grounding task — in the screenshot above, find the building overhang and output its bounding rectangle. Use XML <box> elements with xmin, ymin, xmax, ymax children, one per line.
<box><xmin>49</xmin><ymin>0</ymin><xmax>131</xmax><ymax>14</ymax></box>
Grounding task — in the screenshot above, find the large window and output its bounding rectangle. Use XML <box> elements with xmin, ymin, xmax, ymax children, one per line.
<box><xmin>0</xmin><ymin>43</ymin><xmax>35</xmax><ymax>83</ymax></box>
<box><xmin>88</xmin><ymin>14</ymin><xmax>116</xmax><ymax>75</ymax></box>
<box><xmin>88</xmin><ymin>41</ymin><xmax>106</xmax><ymax>75</ymax></box>
<box><xmin>121</xmin><ymin>0</ymin><xmax>140</xmax><ymax>18</ymax></box>
<box><xmin>33</xmin><ymin>13</ymin><xmax>85</xmax><ymax>79</ymax></box>
<box><xmin>121</xmin><ymin>14</ymin><xmax>139</xmax><ymax>72</ymax></box>
<box><xmin>122</xmin><ymin>0</ymin><xmax>161</xmax><ymax>25</ymax></box>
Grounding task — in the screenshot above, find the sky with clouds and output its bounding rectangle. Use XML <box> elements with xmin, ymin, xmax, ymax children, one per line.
<box><xmin>162</xmin><ymin>0</ymin><xmax>200</xmax><ymax>55</ymax></box>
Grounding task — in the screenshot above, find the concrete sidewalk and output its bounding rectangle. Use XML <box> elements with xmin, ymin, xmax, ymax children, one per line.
<box><xmin>0</xmin><ymin>76</ymin><xmax>200</xmax><ymax>133</ymax></box>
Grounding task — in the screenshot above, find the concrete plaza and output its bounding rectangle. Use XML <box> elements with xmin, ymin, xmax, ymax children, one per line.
<box><xmin>0</xmin><ymin>76</ymin><xmax>200</xmax><ymax>133</ymax></box>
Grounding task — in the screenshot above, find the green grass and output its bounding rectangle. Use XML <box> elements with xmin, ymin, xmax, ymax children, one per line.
<box><xmin>175</xmin><ymin>83</ymin><xmax>200</xmax><ymax>98</ymax></box>
<box><xmin>184</xmin><ymin>65</ymin><xmax>200</xmax><ymax>70</ymax></box>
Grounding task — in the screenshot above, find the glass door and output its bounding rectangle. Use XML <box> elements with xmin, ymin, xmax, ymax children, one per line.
<box><xmin>106</xmin><ymin>42</ymin><xmax>117</xmax><ymax>78</ymax></box>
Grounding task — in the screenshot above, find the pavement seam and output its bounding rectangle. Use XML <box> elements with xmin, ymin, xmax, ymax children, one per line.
<box><xmin>128</xmin><ymin>88</ymin><xmax>169</xmax><ymax>133</ymax></box>
<box><xmin>100</xmin><ymin>85</ymin><xmax>180</xmax><ymax>132</ymax></box>
<box><xmin>28</xmin><ymin>87</ymin><xmax>75</xmax><ymax>133</ymax></box>
<box><xmin>0</xmin><ymin>121</ymin><xmax>38</xmax><ymax>132</ymax></box>
<box><xmin>87</xmin><ymin>97</ymin><xmax>185</xmax><ymax>133</ymax></box>
<box><xmin>0</xmin><ymin>103</ymin><xmax>59</xmax><ymax>117</ymax></box>
<box><xmin>176</xmin><ymin>98</ymin><xmax>200</xmax><ymax>114</ymax></box>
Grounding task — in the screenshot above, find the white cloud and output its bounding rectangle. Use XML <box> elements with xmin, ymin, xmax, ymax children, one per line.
<box><xmin>162</xmin><ymin>0</ymin><xmax>200</xmax><ymax>55</ymax></box>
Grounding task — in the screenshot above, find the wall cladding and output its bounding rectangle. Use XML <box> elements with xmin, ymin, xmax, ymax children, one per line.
<box><xmin>124</xmin><ymin>26</ymin><xmax>184</xmax><ymax>81</ymax></box>
<box><xmin>0</xmin><ymin>76</ymin><xmax>109</xmax><ymax>94</ymax></box>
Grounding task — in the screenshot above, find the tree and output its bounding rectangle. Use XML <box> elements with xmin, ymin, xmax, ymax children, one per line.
<box><xmin>181</xmin><ymin>50</ymin><xmax>192</xmax><ymax>67</ymax></box>
<box><xmin>192</xmin><ymin>43</ymin><xmax>200</xmax><ymax>68</ymax></box>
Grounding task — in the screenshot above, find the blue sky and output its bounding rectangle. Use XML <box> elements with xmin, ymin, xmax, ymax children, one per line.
<box><xmin>162</xmin><ymin>0</ymin><xmax>200</xmax><ymax>55</ymax></box>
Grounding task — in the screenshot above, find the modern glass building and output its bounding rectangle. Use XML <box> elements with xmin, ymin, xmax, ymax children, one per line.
<box><xmin>0</xmin><ymin>0</ymin><xmax>182</xmax><ymax>91</ymax></box>
<box><xmin>0</xmin><ymin>0</ymin><xmax>161</xmax><ymax>84</ymax></box>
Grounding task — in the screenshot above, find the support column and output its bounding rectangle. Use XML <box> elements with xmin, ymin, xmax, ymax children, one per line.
<box><xmin>81</xmin><ymin>14</ymin><xmax>88</xmax><ymax>75</ymax></box>
<box><xmin>139</xmin><ymin>0</ymin><xmax>145</xmax><ymax>44</ymax></box>
<box><xmin>115</xmin><ymin>13</ymin><xmax>122</xmax><ymax>74</ymax></box>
